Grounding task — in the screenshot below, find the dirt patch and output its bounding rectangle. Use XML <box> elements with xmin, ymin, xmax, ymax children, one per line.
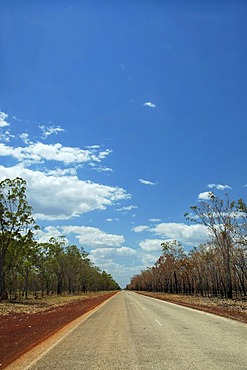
<box><xmin>136</xmin><ymin>292</ymin><xmax>247</xmax><ymax>324</ymax></box>
<box><xmin>0</xmin><ymin>292</ymin><xmax>117</xmax><ymax>369</ymax></box>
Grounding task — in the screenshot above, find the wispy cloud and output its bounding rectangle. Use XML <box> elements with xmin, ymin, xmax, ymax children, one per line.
<box><xmin>149</xmin><ymin>218</ymin><xmax>161</xmax><ymax>222</ymax></box>
<box><xmin>117</xmin><ymin>205</ymin><xmax>137</xmax><ymax>212</ymax></box>
<box><xmin>0</xmin><ymin>130</ymin><xmax>15</xmax><ymax>143</ymax></box>
<box><xmin>89</xmin><ymin>163</ymin><xmax>113</xmax><ymax>172</ymax></box>
<box><xmin>39</xmin><ymin>125</ymin><xmax>65</xmax><ymax>138</ymax></box>
<box><xmin>19</xmin><ymin>133</ymin><xmax>31</xmax><ymax>144</ymax></box>
<box><xmin>143</xmin><ymin>102</ymin><xmax>156</xmax><ymax>108</ymax></box>
<box><xmin>139</xmin><ymin>178</ymin><xmax>156</xmax><ymax>186</ymax></box>
<box><xmin>208</xmin><ymin>183</ymin><xmax>232</xmax><ymax>191</ymax></box>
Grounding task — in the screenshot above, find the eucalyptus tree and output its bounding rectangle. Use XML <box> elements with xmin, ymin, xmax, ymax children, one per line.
<box><xmin>44</xmin><ymin>236</ymin><xmax>68</xmax><ymax>295</ymax></box>
<box><xmin>64</xmin><ymin>245</ymin><xmax>88</xmax><ymax>294</ymax></box>
<box><xmin>185</xmin><ymin>193</ymin><xmax>244</xmax><ymax>298</ymax></box>
<box><xmin>0</xmin><ymin>177</ymin><xmax>38</xmax><ymax>299</ymax></box>
<box><xmin>161</xmin><ymin>240</ymin><xmax>186</xmax><ymax>294</ymax></box>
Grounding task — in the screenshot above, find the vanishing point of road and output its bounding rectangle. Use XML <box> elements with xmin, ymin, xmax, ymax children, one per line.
<box><xmin>7</xmin><ymin>291</ymin><xmax>247</xmax><ymax>370</ymax></box>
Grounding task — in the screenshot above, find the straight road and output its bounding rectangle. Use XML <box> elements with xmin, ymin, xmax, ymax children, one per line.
<box><xmin>9</xmin><ymin>291</ymin><xmax>247</xmax><ymax>370</ymax></box>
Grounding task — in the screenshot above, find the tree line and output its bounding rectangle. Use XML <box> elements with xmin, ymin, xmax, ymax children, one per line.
<box><xmin>0</xmin><ymin>177</ymin><xmax>120</xmax><ymax>300</ymax></box>
<box><xmin>127</xmin><ymin>192</ymin><xmax>247</xmax><ymax>299</ymax></box>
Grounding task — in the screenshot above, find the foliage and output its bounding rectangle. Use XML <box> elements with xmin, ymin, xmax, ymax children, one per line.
<box><xmin>127</xmin><ymin>194</ymin><xmax>247</xmax><ymax>299</ymax></box>
<box><xmin>0</xmin><ymin>178</ymin><xmax>120</xmax><ymax>300</ymax></box>
<box><xmin>0</xmin><ymin>177</ymin><xmax>38</xmax><ymax>299</ymax></box>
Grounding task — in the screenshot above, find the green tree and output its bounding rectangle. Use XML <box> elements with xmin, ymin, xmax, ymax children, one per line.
<box><xmin>0</xmin><ymin>177</ymin><xmax>37</xmax><ymax>299</ymax></box>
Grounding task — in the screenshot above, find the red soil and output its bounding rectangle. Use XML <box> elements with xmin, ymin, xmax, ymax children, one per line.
<box><xmin>0</xmin><ymin>292</ymin><xmax>116</xmax><ymax>369</ymax></box>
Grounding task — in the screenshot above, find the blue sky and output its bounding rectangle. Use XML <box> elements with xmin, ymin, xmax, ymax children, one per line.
<box><xmin>1</xmin><ymin>1</ymin><xmax>247</xmax><ymax>287</ymax></box>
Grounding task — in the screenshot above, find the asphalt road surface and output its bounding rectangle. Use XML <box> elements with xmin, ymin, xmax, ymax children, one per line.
<box><xmin>8</xmin><ymin>291</ymin><xmax>247</xmax><ymax>370</ymax></box>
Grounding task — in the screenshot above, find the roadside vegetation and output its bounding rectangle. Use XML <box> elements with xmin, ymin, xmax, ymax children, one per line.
<box><xmin>0</xmin><ymin>291</ymin><xmax>117</xmax><ymax>316</ymax></box>
<box><xmin>0</xmin><ymin>177</ymin><xmax>120</xmax><ymax>302</ymax></box>
<box><xmin>127</xmin><ymin>193</ymin><xmax>247</xmax><ymax>301</ymax></box>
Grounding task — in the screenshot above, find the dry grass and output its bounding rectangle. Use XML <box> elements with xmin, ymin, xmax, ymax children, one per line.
<box><xmin>136</xmin><ymin>292</ymin><xmax>247</xmax><ymax>323</ymax></box>
<box><xmin>0</xmin><ymin>291</ymin><xmax>113</xmax><ymax>316</ymax></box>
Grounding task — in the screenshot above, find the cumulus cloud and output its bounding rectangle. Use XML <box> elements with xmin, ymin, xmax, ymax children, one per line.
<box><xmin>35</xmin><ymin>226</ymin><xmax>67</xmax><ymax>244</ymax></box>
<box><xmin>90</xmin><ymin>247</ymin><xmax>138</xmax><ymax>286</ymax></box>
<box><xmin>198</xmin><ymin>191</ymin><xmax>214</xmax><ymax>200</ymax></box>
<box><xmin>132</xmin><ymin>225</ymin><xmax>149</xmax><ymax>233</ymax></box>
<box><xmin>0</xmin><ymin>142</ymin><xmax>112</xmax><ymax>166</ymax></box>
<box><xmin>151</xmin><ymin>222</ymin><xmax>209</xmax><ymax>246</ymax></box>
<box><xmin>61</xmin><ymin>225</ymin><xmax>125</xmax><ymax>247</ymax></box>
<box><xmin>0</xmin><ymin>111</ymin><xmax>10</xmax><ymax>127</ymax></box>
<box><xmin>139</xmin><ymin>239</ymin><xmax>164</xmax><ymax>251</ymax></box>
<box><xmin>139</xmin><ymin>178</ymin><xmax>156</xmax><ymax>186</ymax></box>
<box><xmin>143</xmin><ymin>102</ymin><xmax>156</xmax><ymax>108</ymax></box>
<box><xmin>90</xmin><ymin>247</ymin><xmax>136</xmax><ymax>260</ymax></box>
<box><xmin>0</xmin><ymin>165</ymin><xmax>130</xmax><ymax>220</ymax></box>
<box><xmin>140</xmin><ymin>252</ymin><xmax>160</xmax><ymax>266</ymax></box>
<box><xmin>88</xmin><ymin>258</ymin><xmax>141</xmax><ymax>288</ymax></box>
<box><xmin>208</xmin><ymin>184</ymin><xmax>232</xmax><ymax>191</ymax></box>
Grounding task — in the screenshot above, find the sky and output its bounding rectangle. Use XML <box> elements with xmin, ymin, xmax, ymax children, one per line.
<box><xmin>1</xmin><ymin>1</ymin><xmax>247</xmax><ymax>288</ymax></box>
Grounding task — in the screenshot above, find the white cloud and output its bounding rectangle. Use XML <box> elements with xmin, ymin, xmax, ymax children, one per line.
<box><xmin>45</xmin><ymin>167</ymin><xmax>78</xmax><ymax>176</ymax></box>
<box><xmin>90</xmin><ymin>247</ymin><xmax>136</xmax><ymax>259</ymax></box>
<box><xmin>35</xmin><ymin>226</ymin><xmax>67</xmax><ymax>244</ymax></box>
<box><xmin>139</xmin><ymin>239</ymin><xmax>164</xmax><ymax>251</ymax></box>
<box><xmin>39</xmin><ymin>125</ymin><xmax>65</xmax><ymax>138</ymax></box>
<box><xmin>149</xmin><ymin>218</ymin><xmax>161</xmax><ymax>222</ymax></box>
<box><xmin>0</xmin><ymin>111</ymin><xmax>10</xmax><ymax>127</ymax></box>
<box><xmin>0</xmin><ymin>130</ymin><xmax>15</xmax><ymax>143</ymax></box>
<box><xmin>89</xmin><ymin>163</ymin><xmax>113</xmax><ymax>173</ymax></box>
<box><xmin>86</xmin><ymin>145</ymin><xmax>100</xmax><ymax>149</ymax></box>
<box><xmin>143</xmin><ymin>102</ymin><xmax>156</xmax><ymax>108</ymax></box>
<box><xmin>117</xmin><ymin>205</ymin><xmax>137</xmax><ymax>211</ymax></box>
<box><xmin>106</xmin><ymin>218</ymin><xmax>119</xmax><ymax>222</ymax></box>
<box><xmin>89</xmin><ymin>247</ymin><xmax>139</xmax><ymax>287</ymax></box>
<box><xmin>139</xmin><ymin>178</ymin><xmax>156</xmax><ymax>186</ymax></box>
<box><xmin>88</xmin><ymin>258</ymin><xmax>141</xmax><ymax>288</ymax></box>
<box><xmin>198</xmin><ymin>191</ymin><xmax>213</xmax><ymax>200</ymax></box>
<box><xmin>61</xmin><ymin>225</ymin><xmax>125</xmax><ymax>247</ymax></box>
<box><xmin>0</xmin><ymin>142</ymin><xmax>112</xmax><ymax>166</ymax></box>
<box><xmin>0</xmin><ymin>165</ymin><xmax>130</xmax><ymax>220</ymax></box>
<box><xmin>19</xmin><ymin>133</ymin><xmax>31</xmax><ymax>144</ymax></box>
<box><xmin>208</xmin><ymin>184</ymin><xmax>232</xmax><ymax>191</ymax></box>
<box><xmin>132</xmin><ymin>225</ymin><xmax>149</xmax><ymax>233</ymax></box>
<box><xmin>151</xmin><ymin>222</ymin><xmax>209</xmax><ymax>246</ymax></box>
<box><xmin>140</xmin><ymin>252</ymin><xmax>160</xmax><ymax>266</ymax></box>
